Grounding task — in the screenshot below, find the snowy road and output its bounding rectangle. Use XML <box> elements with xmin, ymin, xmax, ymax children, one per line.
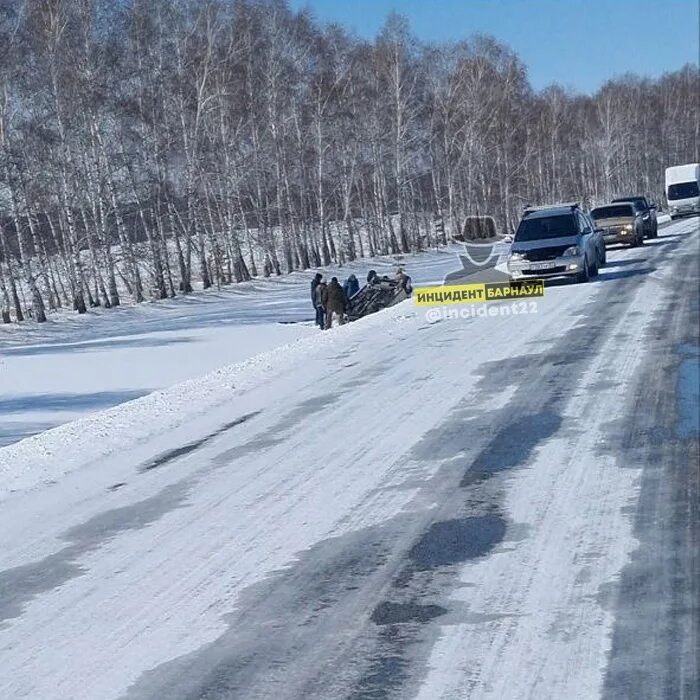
<box><xmin>1</xmin><ymin>218</ymin><xmax>698</xmax><ymax>700</ymax></box>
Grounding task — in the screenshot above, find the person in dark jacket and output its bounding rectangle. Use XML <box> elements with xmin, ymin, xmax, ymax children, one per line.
<box><xmin>323</xmin><ymin>277</ymin><xmax>347</xmax><ymax>329</ymax></box>
<box><xmin>343</xmin><ymin>274</ymin><xmax>360</xmax><ymax>300</ymax></box>
<box><xmin>311</xmin><ymin>273</ymin><xmax>324</xmax><ymax>328</ymax></box>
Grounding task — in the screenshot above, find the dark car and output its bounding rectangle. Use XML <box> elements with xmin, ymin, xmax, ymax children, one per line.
<box><xmin>346</xmin><ymin>275</ymin><xmax>411</xmax><ymax>321</ymax></box>
<box><xmin>611</xmin><ymin>196</ymin><xmax>658</xmax><ymax>238</ymax></box>
<box><xmin>507</xmin><ymin>203</ymin><xmax>606</xmax><ymax>283</ymax></box>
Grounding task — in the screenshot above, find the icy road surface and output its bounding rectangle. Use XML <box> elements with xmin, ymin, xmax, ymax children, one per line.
<box><xmin>0</xmin><ymin>218</ymin><xmax>698</xmax><ymax>700</ymax></box>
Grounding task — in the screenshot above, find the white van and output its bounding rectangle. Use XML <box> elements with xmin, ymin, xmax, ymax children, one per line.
<box><xmin>665</xmin><ymin>163</ymin><xmax>700</xmax><ymax>219</ymax></box>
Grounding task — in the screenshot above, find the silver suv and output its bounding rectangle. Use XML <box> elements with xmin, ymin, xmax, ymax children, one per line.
<box><xmin>507</xmin><ymin>203</ymin><xmax>606</xmax><ymax>283</ymax></box>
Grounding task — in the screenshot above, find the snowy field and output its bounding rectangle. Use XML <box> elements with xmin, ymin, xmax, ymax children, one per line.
<box><xmin>0</xmin><ymin>245</ymin><xmax>473</xmax><ymax>447</ymax></box>
<box><xmin>0</xmin><ymin>218</ymin><xmax>697</xmax><ymax>700</ymax></box>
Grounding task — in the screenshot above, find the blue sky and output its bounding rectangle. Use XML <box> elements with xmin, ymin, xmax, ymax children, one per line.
<box><xmin>289</xmin><ymin>0</ymin><xmax>699</xmax><ymax>93</ymax></box>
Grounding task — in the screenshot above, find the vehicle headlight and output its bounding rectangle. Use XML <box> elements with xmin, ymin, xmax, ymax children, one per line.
<box><xmin>621</xmin><ymin>224</ymin><xmax>632</xmax><ymax>231</ymax></box>
<box><xmin>562</xmin><ymin>246</ymin><xmax>580</xmax><ymax>257</ymax></box>
<box><xmin>508</xmin><ymin>252</ymin><xmax>525</xmax><ymax>262</ymax></box>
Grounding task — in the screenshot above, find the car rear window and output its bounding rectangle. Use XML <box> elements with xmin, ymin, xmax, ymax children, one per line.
<box><xmin>514</xmin><ymin>214</ymin><xmax>576</xmax><ymax>242</ymax></box>
<box><xmin>591</xmin><ymin>205</ymin><xmax>634</xmax><ymax>219</ymax></box>
<box><xmin>612</xmin><ymin>198</ymin><xmax>645</xmax><ymax>209</ymax></box>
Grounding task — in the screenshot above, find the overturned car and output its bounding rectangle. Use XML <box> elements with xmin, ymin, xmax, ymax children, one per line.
<box><xmin>346</xmin><ymin>270</ymin><xmax>413</xmax><ymax>322</ymax></box>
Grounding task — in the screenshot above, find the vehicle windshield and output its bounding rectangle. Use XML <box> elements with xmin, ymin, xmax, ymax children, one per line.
<box><xmin>591</xmin><ymin>205</ymin><xmax>635</xmax><ymax>219</ymax></box>
<box><xmin>514</xmin><ymin>214</ymin><xmax>576</xmax><ymax>242</ymax></box>
<box><xmin>613</xmin><ymin>197</ymin><xmax>645</xmax><ymax>209</ymax></box>
<box><xmin>668</xmin><ymin>182</ymin><xmax>700</xmax><ymax>200</ymax></box>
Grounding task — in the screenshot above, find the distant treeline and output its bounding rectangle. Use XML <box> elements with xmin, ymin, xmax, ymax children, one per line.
<box><xmin>0</xmin><ymin>0</ymin><xmax>697</xmax><ymax>322</ymax></box>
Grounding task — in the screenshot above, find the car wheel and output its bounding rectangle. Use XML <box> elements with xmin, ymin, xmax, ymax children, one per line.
<box><xmin>597</xmin><ymin>246</ymin><xmax>605</xmax><ymax>268</ymax></box>
<box><xmin>576</xmin><ymin>256</ymin><xmax>590</xmax><ymax>283</ymax></box>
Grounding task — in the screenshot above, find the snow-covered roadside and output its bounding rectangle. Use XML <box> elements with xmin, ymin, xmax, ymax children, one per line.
<box><xmin>0</xmin><ymin>246</ymin><xmax>465</xmax><ymax>448</ymax></box>
<box><xmin>0</xmin><ymin>322</ymin><xmax>314</xmax><ymax>448</ymax></box>
<box><xmin>0</xmin><ymin>300</ymin><xmax>414</xmax><ymax>502</ymax></box>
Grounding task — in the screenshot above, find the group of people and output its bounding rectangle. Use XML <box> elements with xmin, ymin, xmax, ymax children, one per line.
<box><xmin>310</xmin><ymin>267</ymin><xmax>412</xmax><ymax>329</ymax></box>
<box><xmin>311</xmin><ymin>273</ymin><xmax>359</xmax><ymax>329</ymax></box>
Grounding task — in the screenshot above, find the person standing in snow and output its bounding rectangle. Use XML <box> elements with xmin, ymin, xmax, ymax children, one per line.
<box><xmin>343</xmin><ymin>274</ymin><xmax>360</xmax><ymax>300</ymax></box>
<box><xmin>323</xmin><ymin>277</ymin><xmax>347</xmax><ymax>329</ymax></box>
<box><xmin>314</xmin><ymin>278</ymin><xmax>327</xmax><ymax>329</ymax></box>
<box><xmin>395</xmin><ymin>266</ymin><xmax>413</xmax><ymax>295</ymax></box>
<box><xmin>311</xmin><ymin>273</ymin><xmax>325</xmax><ymax>328</ymax></box>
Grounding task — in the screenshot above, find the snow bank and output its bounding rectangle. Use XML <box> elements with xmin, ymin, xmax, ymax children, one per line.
<box><xmin>0</xmin><ymin>246</ymin><xmax>465</xmax><ymax>448</ymax></box>
<box><xmin>0</xmin><ymin>301</ymin><xmax>415</xmax><ymax>502</ymax></box>
<box><xmin>0</xmin><ymin>322</ymin><xmax>313</xmax><ymax>448</ymax></box>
